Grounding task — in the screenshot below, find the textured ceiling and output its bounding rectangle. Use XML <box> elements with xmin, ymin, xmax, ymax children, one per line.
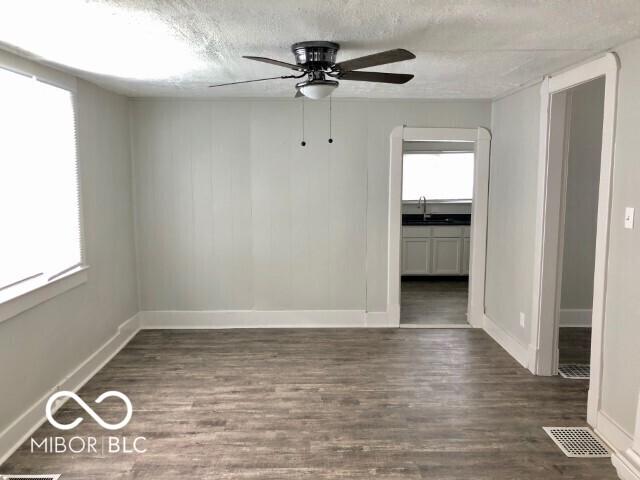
<box><xmin>0</xmin><ymin>0</ymin><xmax>639</xmax><ymax>99</ymax></box>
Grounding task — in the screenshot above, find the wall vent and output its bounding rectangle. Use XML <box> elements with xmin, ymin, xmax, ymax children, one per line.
<box><xmin>543</xmin><ymin>427</ymin><xmax>610</xmax><ymax>457</ymax></box>
<box><xmin>558</xmin><ymin>364</ymin><xmax>590</xmax><ymax>379</ymax></box>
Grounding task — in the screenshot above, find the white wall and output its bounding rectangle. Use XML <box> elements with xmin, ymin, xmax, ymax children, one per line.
<box><xmin>484</xmin><ymin>39</ymin><xmax>640</xmax><ymax>439</ymax></box>
<box><xmin>0</xmin><ymin>75</ymin><xmax>138</xmax><ymax>437</ymax></box>
<box><xmin>560</xmin><ymin>77</ymin><xmax>605</xmax><ymax>318</ymax></box>
<box><xmin>130</xmin><ymin>99</ymin><xmax>491</xmax><ymax>314</ymax></box>
<box><xmin>484</xmin><ymin>84</ymin><xmax>541</xmax><ymax>346</ymax></box>
<box><xmin>600</xmin><ymin>38</ymin><xmax>640</xmax><ymax>435</ymax></box>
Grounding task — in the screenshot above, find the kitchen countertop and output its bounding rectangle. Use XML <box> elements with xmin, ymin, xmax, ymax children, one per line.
<box><xmin>402</xmin><ymin>214</ymin><xmax>471</xmax><ymax>226</ymax></box>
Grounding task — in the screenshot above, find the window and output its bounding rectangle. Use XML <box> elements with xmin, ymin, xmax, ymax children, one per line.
<box><xmin>402</xmin><ymin>152</ymin><xmax>474</xmax><ymax>201</ymax></box>
<box><xmin>0</xmin><ymin>67</ymin><xmax>82</xmax><ymax>297</ymax></box>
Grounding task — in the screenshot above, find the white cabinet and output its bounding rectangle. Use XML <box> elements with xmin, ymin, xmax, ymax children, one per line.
<box><xmin>431</xmin><ymin>238</ymin><xmax>462</xmax><ymax>274</ymax></box>
<box><xmin>432</xmin><ymin>226</ymin><xmax>462</xmax><ymax>237</ymax></box>
<box><xmin>461</xmin><ymin>237</ymin><xmax>471</xmax><ymax>275</ymax></box>
<box><xmin>402</xmin><ymin>238</ymin><xmax>431</xmax><ymax>274</ymax></box>
<box><xmin>402</xmin><ymin>226</ymin><xmax>432</xmax><ymax>238</ymax></box>
<box><xmin>401</xmin><ymin>225</ymin><xmax>471</xmax><ymax>276</ymax></box>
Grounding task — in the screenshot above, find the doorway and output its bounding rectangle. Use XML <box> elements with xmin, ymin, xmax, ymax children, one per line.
<box><xmin>529</xmin><ymin>53</ymin><xmax>619</xmax><ymax>428</ymax></box>
<box><xmin>387</xmin><ymin>127</ymin><xmax>491</xmax><ymax>329</ymax></box>
<box><xmin>400</xmin><ymin>145</ymin><xmax>474</xmax><ymax>327</ymax></box>
<box><xmin>554</xmin><ymin>77</ymin><xmax>605</xmax><ymax>378</ymax></box>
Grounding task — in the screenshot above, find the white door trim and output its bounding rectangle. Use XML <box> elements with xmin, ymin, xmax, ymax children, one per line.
<box><xmin>529</xmin><ymin>53</ymin><xmax>619</xmax><ymax>428</ymax></box>
<box><xmin>387</xmin><ymin>127</ymin><xmax>491</xmax><ymax>328</ymax></box>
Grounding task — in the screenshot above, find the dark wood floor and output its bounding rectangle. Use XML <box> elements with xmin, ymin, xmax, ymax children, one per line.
<box><xmin>559</xmin><ymin>327</ymin><xmax>592</xmax><ymax>364</ymax></box>
<box><xmin>401</xmin><ymin>277</ymin><xmax>469</xmax><ymax>326</ymax></box>
<box><xmin>1</xmin><ymin>328</ymin><xmax>615</xmax><ymax>479</ymax></box>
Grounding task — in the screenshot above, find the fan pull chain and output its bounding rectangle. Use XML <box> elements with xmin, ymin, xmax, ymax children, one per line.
<box><xmin>300</xmin><ymin>97</ymin><xmax>306</xmax><ymax>147</ymax></box>
<box><xmin>328</xmin><ymin>96</ymin><xmax>333</xmax><ymax>144</ymax></box>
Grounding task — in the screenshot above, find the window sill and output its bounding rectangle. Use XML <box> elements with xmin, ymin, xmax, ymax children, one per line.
<box><xmin>0</xmin><ymin>265</ymin><xmax>89</xmax><ymax>324</ymax></box>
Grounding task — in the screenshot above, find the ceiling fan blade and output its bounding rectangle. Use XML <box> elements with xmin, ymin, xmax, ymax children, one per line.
<box><xmin>335</xmin><ymin>49</ymin><xmax>415</xmax><ymax>72</ymax></box>
<box><xmin>209</xmin><ymin>75</ymin><xmax>296</xmax><ymax>88</ymax></box>
<box><xmin>243</xmin><ymin>56</ymin><xmax>305</xmax><ymax>72</ymax></box>
<box><xmin>339</xmin><ymin>71</ymin><xmax>414</xmax><ymax>84</ymax></box>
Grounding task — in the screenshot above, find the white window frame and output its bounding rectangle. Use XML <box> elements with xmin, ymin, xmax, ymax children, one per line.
<box><xmin>0</xmin><ymin>50</ymin><xmax>88</xmax><ymax>324</ymax></box>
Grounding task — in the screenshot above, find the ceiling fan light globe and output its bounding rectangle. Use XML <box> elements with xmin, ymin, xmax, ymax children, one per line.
<box><xmin>298</xmin><ymin>81</ymin><xmax>338</xmax><ymax>100</ymax></box>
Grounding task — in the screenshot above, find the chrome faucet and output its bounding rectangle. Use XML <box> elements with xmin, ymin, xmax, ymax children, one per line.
<box><xmin>418</xmin><ymin>196</ymin><xmax>430</xmax><ymax>220</ymax></box>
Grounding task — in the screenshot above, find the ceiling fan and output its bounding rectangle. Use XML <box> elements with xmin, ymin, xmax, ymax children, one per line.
<box><xmin>209</xmin><ymin>41</ymin><xmax>416</xmax><ymax>99</ymax></box>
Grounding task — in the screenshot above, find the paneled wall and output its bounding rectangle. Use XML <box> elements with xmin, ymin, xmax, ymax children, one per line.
<box><xmin>130</xmin><ymin>99</ymin><xmax>491</xmax><ymax>313</ymax></box>
<box><xmin>484</xmin><ymin>39</ymin><xmax>640</xmax><ymax>438</ymax></box>
<box><xmin>601</xmin><ymin>37</ymin><xmax>640</xmax><ymax>435</ymax></box>
<box><xmin>485</xmin><ymin>85</ymin><xmax>541</xmax><ymax>347</ymax></box>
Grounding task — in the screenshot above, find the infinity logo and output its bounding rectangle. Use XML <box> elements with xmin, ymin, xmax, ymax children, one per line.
<box><xmin>45</xmin><ymin>391</ymin><xmax>133</xmax><ymax>431</ymax></box>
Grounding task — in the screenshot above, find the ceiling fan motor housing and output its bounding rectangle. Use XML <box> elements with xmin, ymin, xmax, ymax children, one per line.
<box><xmin>291</xmin><ymin>41</ymin><xmax>340</xmax><ymax>70</ymax></box>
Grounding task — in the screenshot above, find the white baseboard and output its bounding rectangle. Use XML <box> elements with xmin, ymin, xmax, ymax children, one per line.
<box><xmin>482</xmin><ymin>314</ymin><xmax>529</xmax><ymax>369</ymax></box>
<box><xmin>610</xmin><ymin>393</ymin><xmax>640</xmax><ymax>480</ymax></box>
<box><xmin>614</xmin><ymin>451</ymin><xmax>640</xmax><ymax>480</ymax></box>
<box><xmin>559</xmin><ymin>308</ymin><xmax>592</xmax><ymax>327</ymax></box>
<box><xmin>387</xmin><ymin>303</ymin><xmax>400</xmax><ymax>327</ymax></box>
<box><xmin>363</xmin><ymin>311</ymin><xmax>395</xmax><ymax>327</ymax></box>
<box><xmin>596</xmin><ymin>410</ymin><xmax>634</xmax><ymax>452</ymax></box>
<box><xmin>595</xmin><ymin>410</ymin><xmax>639</xmax><ymax>480</ymax></box>
<box><xmin>140</xmin><ymin>310</ymin><xmax>394</xmax><ymax>329</ymax></box>
<box><xmin>0</xmin><ymin>313</ymin><xmax>141</xmax><ymax>466</ymax></box>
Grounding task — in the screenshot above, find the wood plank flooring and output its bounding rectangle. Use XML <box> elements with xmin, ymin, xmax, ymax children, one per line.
<box><xmin>1</xmin><ymin>328</ymin><xmax>616</xmax><ymax>479</ymax></box>
<box><xmin>401</xmin><ymin>278</ymin><xmax>469</xmax><ymax>326</ymax></box>
<box><xmin>559</xmin><ymin>327</ymin><xmax>592</xmax><ymax>364</ymax></box>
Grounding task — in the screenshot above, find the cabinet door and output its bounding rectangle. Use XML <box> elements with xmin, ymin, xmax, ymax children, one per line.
<box><xmin>461</xmin><ymin>237</ymin><xmax>471</xmax><ymax>274</ymax></box>
<box><xmin>402</xmin><ymin>238</ymin><xmax>431</xmax><ymax>274</ymax></box>
<box><xmin>431</xmin><ymin>238</ymin><xmax>462</xmax><ymax>275</ymax></box>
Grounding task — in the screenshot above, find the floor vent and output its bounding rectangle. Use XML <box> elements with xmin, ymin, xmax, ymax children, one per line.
<box><xmin>558</xmin><ymin>364</ymin><xmax>590</xmax><ymax>379</ymax></box>
<box><xmin>2</xmin><ymin>476</ymin><xmax>60</xmax><ymax>480</ymax></box>
<box><xmin>543</xmin><ymin>427</ymin><xmax>611</xmax><ymax>458</ymax></box>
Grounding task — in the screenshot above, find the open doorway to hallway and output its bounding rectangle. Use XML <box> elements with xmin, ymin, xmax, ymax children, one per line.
<box><xmin>399</xmin><ymin>143</ymin><xmax>474</xmax><ymax>327</ymax></box>
<box><xmin>554</xmin><ymin>77</ymin><xmax>606</xmax><ymax>379</ymax></box>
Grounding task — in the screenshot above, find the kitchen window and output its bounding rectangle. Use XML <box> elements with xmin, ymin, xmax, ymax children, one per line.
<box><xmin>402</xmin><ymin>152</ymin><xmax>474</xmax><ymax>201</ymax></box>
<box><xmin>0</xmin><ymin>66</ymin><xmax>85</xmax><ymax>318</ymax></box>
